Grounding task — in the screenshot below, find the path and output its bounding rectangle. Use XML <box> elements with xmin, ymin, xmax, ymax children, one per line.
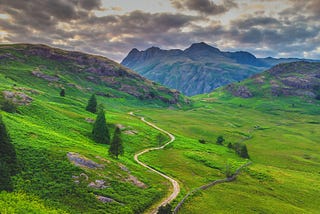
<box><xmin>129</xmin><ymin>112</ymin><xmax>180</xmax><ymax>214</ymax></box>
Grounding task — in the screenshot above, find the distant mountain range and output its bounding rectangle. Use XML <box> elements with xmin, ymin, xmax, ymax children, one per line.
<box><xmin>121</xmin><ymin>42</ymin><xmax>318</xmax><ymax>96</ymax></box>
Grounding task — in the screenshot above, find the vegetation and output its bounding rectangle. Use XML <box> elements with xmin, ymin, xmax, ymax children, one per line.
<box><xmin>233</xmin><ymin>143</ymin><xmax>249</xmax><ymax>158</ymax></box>
<box><xmin>0</xmin><ymin>44</ymin><xmax>319</xmax><ymax>214</ymax></box>
<box><xmin>0</xmin><ymin>114</ymin><xmax>18</xmax><ymax>191</ymax></box>
<box><xmin>216</xmin><ymin>136</ymin><xmax>225</xmax><ymax>145</ymax></box>
<box><xmin>1</xmin><ymin>99</ymin><xmax>17</xmax><ymax>113</ymax></box>
<box><xmin>157</xmin><ymin>204</ymin><xmax>172</xmax><ymax>214</ymax></box>
<box><xmin>109</xmin><ymin>127</ymin><xmax>124</xmax><ymax>159</ymax></box>
<box><xmin>92</xmin><ymin>109</ymin><xmax>110</xmax><ymax>144</ymax></box>
<box><xmin>86</xmin><ymin>94</ymin><xmax>97</xmax><ymax>113</ymax></box>
<box><xmin>60</xmin><ymin>89</ymin><xmax>65</xmax><ymax>97</ymax></box>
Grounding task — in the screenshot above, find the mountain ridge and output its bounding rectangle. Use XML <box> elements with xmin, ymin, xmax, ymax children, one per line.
<box><xmin>121</xmin><ymin>42</ymin><xmax>317</xmax><ymax>96</ymax></box>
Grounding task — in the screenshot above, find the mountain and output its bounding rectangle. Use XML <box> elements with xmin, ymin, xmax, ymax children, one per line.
<box><xmin>121</xmin><ymin>42</ymin><xmax>317</xmax><ymax>96</ymax></box>
<box><xmin>221</xmin><ymin>61</ymin><xmax>320</xmax><ymax>100</ymax></box>
<box><xmin>0</xmin><ymin>44</ymin><xmax>187</xmax><ymax>105</ymax></box>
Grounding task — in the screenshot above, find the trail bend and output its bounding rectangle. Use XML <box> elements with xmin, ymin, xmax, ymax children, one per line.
<box><xmin>129</xmin><ymin>112</ymin><xmax>180</xmax><ymax>214</ymax></box>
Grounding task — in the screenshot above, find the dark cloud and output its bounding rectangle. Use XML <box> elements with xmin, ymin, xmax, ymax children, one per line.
<box><xmin>0</xmin><ymin>0</ymin><xmax>319</xmax><ymax>61</ymax></box>
<box><xmin>170</xmin><ymin>0</ymin><xmax>237</xmax><ymax>15</ymax></box>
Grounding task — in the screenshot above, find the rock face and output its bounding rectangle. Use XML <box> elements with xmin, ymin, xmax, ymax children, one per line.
<box><xmin>0</xmin><ymin>44</ymin><xmax>187</xmax><ymax>105</ymax></box>
<box><xmin>224</xmin><ymin>61</ymin><xmax>320</xmax><ymax>99</ymax></box>
<box><xmin>3</xmin><ymin>90</ymin><xmax>33</xmax><ymax>105</ymax></box>
<box><xmin>67</xmin><ymin>152</ymin><xmax>104</xmax><ymax>169</ymax></box>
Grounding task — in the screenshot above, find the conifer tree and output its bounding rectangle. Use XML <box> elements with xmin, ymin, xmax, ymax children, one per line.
<box><xmin>60</xmin><ymin>89</ymin><xmax>65</xmax><ymax>97</ymax></box>
<box><xmin>86</xmin><ymin>94</ymin><xmax>97</xmax><ymax>113</ymax></box>
<box><xmin>92</xmin><ymin>109</ymin><xmax>110</xmax><ymax>144</ymax></box>
<box><xmin>0</xmin><ymin>115</ymin><xmax>18</xmax><ymax>191</ymax></box>
<box><xmin>109</xmin><ymin>127</ymin><xmax>124</xmax><ymax>159</ymax></box>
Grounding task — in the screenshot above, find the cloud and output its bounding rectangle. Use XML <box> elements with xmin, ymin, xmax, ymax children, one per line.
<box><xmin>170</xmin><ymin>0</ymin><xmax>237</xmax><ymax>15</ymax></box>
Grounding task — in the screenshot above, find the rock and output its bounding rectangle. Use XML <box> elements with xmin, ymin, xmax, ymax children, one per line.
<box><xmin>32</xmin><ymin>70</ymin><xmax>59</xmax><ymax>82</ymax></box>
<box><xmin>116</xmin><ymin>124</ymin><xmax>126</xmax><ymax>130</ymax></box>
<box><xmin>125</xmin><ymin>175</ymin><xmax>147</xmax><ymax>188</ymax></box>
<box><xmin>118</xmin><ymin>163</ymin><xmax>130</xmax><ymax>172</ymax></box>
<box><xmin>3</xmin><ymin>90</ymin><xmax>33</xmax><ymax>105</ymax></box>
<box><xmin>85</xmin><ymin>118</ymin><xmax>95</xmax><ymax>123</ymax></box>
<box><xmin>226</xmin><ymin>84</ymin><xmax>253</xmax><ymax>98</ymax></box>
<box><xmin>67</xmin><ymin>152</ymin><xmax>104</xmax><ymax>169</ymax></box>
<box><xmin>124</xmin><ymin>130</ymin><xmax>138</xmax><ymax>135</ymax></box>
<box><xmin>96</xmin><ymin>195</ymin><xmax>114</xmax><ymax>203</ymax></box>
<box><xmin>88</xmin><ymin>180</ymin><xmax>108</xmax><ymax>189</ymax></box>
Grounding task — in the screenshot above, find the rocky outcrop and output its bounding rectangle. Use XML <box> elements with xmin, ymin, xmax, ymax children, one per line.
<box><xmin>226</xmin><ymin>84</ymin><xmax>253</xmax><ymax>98</ymax></box>
<box><xmin>32</xmin><ymin>69</ymin><xmax>59</xmax><ymax>82</ymax></box>
<box><xmin>3</xmin><ymin>90</ymin><xmax>33</xmax><ymax>105</ymax></box>
<box><xmin>67</xmin><ymin>152</ymin><xmax>104</xmax><ymax>169</ymax></box>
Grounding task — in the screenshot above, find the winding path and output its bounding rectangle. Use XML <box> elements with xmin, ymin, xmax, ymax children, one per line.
<box><xmin>129</xmin><ymin>112</ymin><xmax>180</xmax><ymax>214</ymax></box>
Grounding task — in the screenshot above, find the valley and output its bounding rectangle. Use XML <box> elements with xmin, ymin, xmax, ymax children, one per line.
<box><xmin>0</xmin><ymin>44</ymin><xmax>319</xmax><ymax>214</ymax></box>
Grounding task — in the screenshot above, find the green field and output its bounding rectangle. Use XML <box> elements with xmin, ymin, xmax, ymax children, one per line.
<box><xmin>0</xmin><ymin>46</ymin><xmax>319</xmax><ymax>213</ymax></box>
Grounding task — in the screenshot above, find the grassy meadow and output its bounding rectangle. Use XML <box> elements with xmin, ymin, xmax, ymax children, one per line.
<box><xmin>0</xmin><ymin>49</ymin><xmax>319</xmax><ymax>213</ymax></box>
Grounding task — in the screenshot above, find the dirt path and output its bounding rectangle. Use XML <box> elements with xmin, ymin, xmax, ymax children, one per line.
<box><xmin>129</xmin><ymin>112</ymin><xmax>180</xmax><ymax>214</ymax></box>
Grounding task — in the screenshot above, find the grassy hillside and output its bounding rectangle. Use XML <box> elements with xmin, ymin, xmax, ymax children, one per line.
<box><xmin>1</xmin><ymin>47</ymin><xmax>319</xmax><ymax>214</ymax></box>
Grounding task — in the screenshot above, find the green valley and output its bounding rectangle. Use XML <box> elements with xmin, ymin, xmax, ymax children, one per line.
<box><xmin>0</xmin><ymin>44</ymin><xmax>319</xmax><ymax>214</ymax></box>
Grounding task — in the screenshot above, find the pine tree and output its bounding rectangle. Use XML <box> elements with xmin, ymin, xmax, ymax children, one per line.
<box><xmin>86</xmin><ymin>94</ymin><xmax>97</xmax><ymax>113</ymax></box>
<box><xmin>0</xmin><ymin>114</ymin><xmax>18</xmax><ymax>191</ymax></box>
<box><xmin>60</xmin><ymin>89</ymin><xmax>65</xmax><ymax>97</ymax></box>
<box><xmin>109</xmin><ymin>127</ymin><xmax>124</xmax><ymax>159</ymax></box>
<box><xmin>92</xmin><ymin>109</ymin><xmax>110</xmax><ymax>144</ymax></box>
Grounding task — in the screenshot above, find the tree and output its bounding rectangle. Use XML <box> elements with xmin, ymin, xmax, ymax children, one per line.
<box><xmin>198</xmin><ymin>139</ymin><xmax>206</xmax><ymax>144</ymax></box>
<box><xmin>227</xmin><ymin>142</ymin><xmax>233</xmax><ymax>149</ymax></box>
<box><xmin>234</xmin><ymin>143</ymin><xmax>249</xmax><ymax>159</ymax></box>
<box><xmin>0</xmin><ymin>114</ymin><xmax>18</xmax><ymax>191</ymax></box>
<box><xmin>1</xmin><ymin>99</ymin><xmax>17</xmax><ymax>113</ymax></box>
<box><xmin>216</xmin><ymin>136</ymin><xmax>225</xmax><ymax>145</ymax></box>
<box><xmin>86</xmin><ymin>94</ymin><xmax>97</xmax><ymax>113</ymax></box>
<box><xmin>92</xmin><ymin>109</ymin><xmax>110</xmax><ymax>144</ymax></box>
<box><xmin>109</xmin><ymin>127</ymin><xmax>124</xmax><ymax>159</ymax></box>
<box><xmin>157</xmin><ymin>204</ymin><xmax>172</xmax><ymax>214</ymax></box>
<box><xmin>60</xmin><ymin>89</ymin><xmax>65</xmax><ymax>97</ymax></box>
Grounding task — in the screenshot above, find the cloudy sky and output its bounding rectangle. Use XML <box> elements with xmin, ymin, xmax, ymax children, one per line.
<box><xmin>0</xmin><ymin>0</ymin><xmax>319</xmax><ymax>62</ymax></box>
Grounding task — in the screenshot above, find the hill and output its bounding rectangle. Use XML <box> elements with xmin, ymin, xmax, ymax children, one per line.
<box><xmin>220</xmin><ymin>61</ymin><xmax>320</xmax><ymax>100</ymax></box>
<box><xmin>121</xmin><ymin>42</ymin><xmax>316</xmax><ymax>96</ymax></box>
<box><xmin>0</xmin><ymin>45</ymin><xmax>319</xmax><ymax>214</ymax></box>
<box><xmin>0</xmin><ymin>44</ymin><xmax>187</xmax><ymax>105</ymax></box>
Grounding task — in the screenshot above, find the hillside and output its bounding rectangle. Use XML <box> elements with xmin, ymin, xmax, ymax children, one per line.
<box><xmin>0</xmin><ymin>44</ymin><xmax>187</xmax><ymax>105</ymax></box>
<box><xmin>121</xmin><ymin>42</ymin><xmax>317</xmax><ymax>96</ymax></box>
<box><xmin>220</xmin><ymin>61</ymin><xmax>320</xmax><ymax>100</ymax></box>
<box><xmin>1</xmin><ymin>45</ymin><xmax>319</xmax><ymax>214</ymax></box>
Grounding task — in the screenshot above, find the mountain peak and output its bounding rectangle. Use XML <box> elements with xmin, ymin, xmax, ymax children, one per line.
<box><xmin>185</xmin><ymin>42</ymin><xmax>220</xmax><ymax>53</ymax></box>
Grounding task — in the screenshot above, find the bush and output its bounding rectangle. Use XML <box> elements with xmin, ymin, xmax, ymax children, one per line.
<box><xmin>216</xmin><ymin>136</ymin><xmax>225</xmax><ymax>145</ymax></box>
<box><xmin>157</xmin><ymin>204</ymin><xmax>172</xmax><ymax>214</ymax></box>
<box><xmin>198</xmin><ymin>139</ymin><xmax>206</xmax><ymax>144</ymax></box>
<box><xmin>1</xmin><ymin>99</ymin><xmax>17</xmax><ymax>113</ymax></box>
<box><xmin>59</xmin><ymin>89</ymin><xmax>65</xmax><ymax>97</ymax></box>
<box><xmin>233</xmin><ymin>143</ymin><xmax>249</xmax><ymax>158</ymax></box>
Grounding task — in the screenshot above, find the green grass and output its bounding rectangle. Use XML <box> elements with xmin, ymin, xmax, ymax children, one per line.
<box><xmin>0</xmin><ymin>48</ymin><xmax>319</xmax><ymax>213</ymax></box>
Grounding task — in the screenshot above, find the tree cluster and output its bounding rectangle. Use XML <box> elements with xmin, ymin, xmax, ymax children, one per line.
<box><xmin>0</xmin><ymin>114</ymin><xmax>18</xmax><ymax>191</ymax></box>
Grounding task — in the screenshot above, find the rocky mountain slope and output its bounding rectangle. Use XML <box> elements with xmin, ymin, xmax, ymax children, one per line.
<box><xmin>0</xmin><ymin>44</ymin><xmax>187</xmax><ymax>105</ymax></box>
<box><xmin>223</xmin><ymin>61</ymin><xmax>320</xmax><ymax>100</ymax></box>
<box><xmin>121</xmin><ymin>42</ymin><xmax>316</xmax><ymax>96</ymax></box>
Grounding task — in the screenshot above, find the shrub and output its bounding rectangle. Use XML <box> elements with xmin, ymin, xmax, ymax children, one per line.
<box><xmin>60</xmin><ymin>89</ymin><xmax>65</xmax><ymax>97</ymax></box>
<box><xmin>1</xmin><ymin>99</ymin><xmax>17</xmax><ymax>113</ymax></box>
<box><xmin>216</xmin><ymin>136</ymin><xmax>225</xmax><ymax>145</ymax></box>
<box><xmin>233</xmin><ymin>143</ymin><xmax>249</xmax><ymax>158</ymax></box>
<box><xmin>198</xmin><ymin>139</ymin><xmax>206</xmax><ymax>144</ymax></box>
<box><xmin>157</xmin><ymin>204</ymin><xmax>172</xmax><ymax>214</ymax></box>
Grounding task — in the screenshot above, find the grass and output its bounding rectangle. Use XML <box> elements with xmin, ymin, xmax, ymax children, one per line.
<box><xmin>0</xmin><ymin>47</ymin><xmax>319</xmax><ymax>213</ymax></box>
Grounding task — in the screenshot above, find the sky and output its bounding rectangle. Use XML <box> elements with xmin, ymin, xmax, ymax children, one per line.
<box><xmin>0</xmin><ymin>0</ymin><xmax>319</xmax><ymax>62</ymax></box>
